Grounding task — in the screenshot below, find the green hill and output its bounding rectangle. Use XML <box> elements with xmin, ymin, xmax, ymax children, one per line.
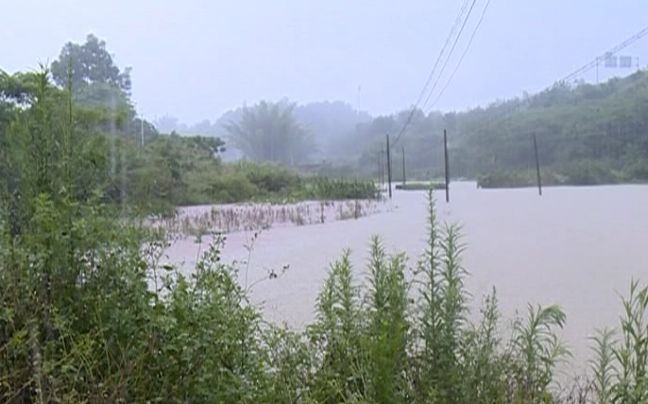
<box><xmin>350</xmin><ymin>70</ymin><xmax>648</xmax><ymax>186</ymax></box>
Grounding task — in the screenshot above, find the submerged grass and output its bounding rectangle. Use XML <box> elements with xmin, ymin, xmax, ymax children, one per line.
<box><xmin>149</xmin><ymin>199</ymin><xmax>382</xmax><ymax>237</ymax></box>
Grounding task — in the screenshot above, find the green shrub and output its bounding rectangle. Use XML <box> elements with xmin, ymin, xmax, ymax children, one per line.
<box><xmin>625</xmin><ymin>158</ymin><xmax>648</xmax><ymax>181</ymax></box>
<box><xmin>477</xmin><ymin>170</ymin><xmax>538</xmax><ymax>188</ymax></box>
<box><xmin>307</xmin><ymin>177</ymin><xmax>379</xmax><ymax>200</ymax></box>
<box><xmin>244</xmin><ymin>164</ymin><xmax>302</xmax><ymax>193</ymax></box>
<box><xmin>560</xmin><ymin>160</ymin><xmax>619</xmax><ymax>185</ymax></box>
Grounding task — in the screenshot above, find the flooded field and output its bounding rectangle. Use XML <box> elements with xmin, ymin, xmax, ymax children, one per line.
<box><xmin>165</xmin><ymin>182</ymin><xmax>648</xmax><ymax>370</ymax></box>
<box><xmin>151</xmin><ymin>198</ymin><xmax>383</xmax><ymax>235</ymax></box>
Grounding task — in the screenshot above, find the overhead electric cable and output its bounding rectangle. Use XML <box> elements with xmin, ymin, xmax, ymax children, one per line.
<box><xmin>428</xmin><ymin>0</ymin><xmax>492</xmax><ymax>111</ymax></box>
<box><xmin>419</xmin><ymin>0</ymin><xmax>479</xmax><ymax>112</ymax></box>
<box><xmin>561</xmin><ymin>25</ymin><xmax>648</xmax><ymax>83</ymax></box>
<box><xmin>391</xmin><ymin>0</ymin><xmax>475</xmax><ymax>147</ymax></box>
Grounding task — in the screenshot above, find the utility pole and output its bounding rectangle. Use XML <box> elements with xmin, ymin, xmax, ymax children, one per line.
<box><xmin>376</xmin><ymin>151</ymin><xmax>381</xmax><ymax>187</ymax></box>
<box><xmin>443</xmin><ymin>128</ymin><xmax>450</xmax><ymax>203</ymax></box>
<box><xmin>532</xmin><ymin>133</ymin><xmax>542</xmax><ymax>196</ymax></box>
<box><xmin>379</xmin><ymin>147</ymin><xmax>385</xmax><ymax>188</ymax></box>
<box><xmin>386</xmin><ymin>134</ymin><xmax>392</xmax><ymax>199</ymax></box>
<box><xmin>140</xmin><ymin>117</ymin><xmax>144</xmax><ymax>148</ymax></box>
<box><xmin>401</xmin><ymin>145</ymin><xmax>406</xmax><ymax>186</ymax></box>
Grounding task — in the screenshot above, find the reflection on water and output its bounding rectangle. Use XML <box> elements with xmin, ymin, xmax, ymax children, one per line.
<box><xmin>165</xmin><ymin>182</ymin><xmax>648</xmax><ymax>369</ymax></box>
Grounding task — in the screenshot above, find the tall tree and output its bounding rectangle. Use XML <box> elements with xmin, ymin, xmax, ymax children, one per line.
<box><xmin>50</xmin><ymin>35</ymin><xmax>158</xmax><ymax>142</ymax></box>
<box><xmin>50</xmin><ymin>34</ymin><xmax>131</xmax><ymax>93</ymax></box>
<box><xmin>50</xmin><ymin>34</ymin><xmax>134</xmax><ymax>116</ymax></box>
<box><xmin>225</xmin><ymin>101</ymin><xmax>313</xmax><ymax>165</ymax></box>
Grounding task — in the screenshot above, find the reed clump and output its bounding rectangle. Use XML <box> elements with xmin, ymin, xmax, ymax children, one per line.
<box><xmin>148</xmin><ymin>199</ymin><xmax>382</xmax><ymax>237</ymax></box>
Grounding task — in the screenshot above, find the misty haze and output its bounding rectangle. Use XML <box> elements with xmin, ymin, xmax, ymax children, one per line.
<box><xmin>1</xmin><ymin>1</ymin><xmax>648</xmax><ymax>402</ymax></box>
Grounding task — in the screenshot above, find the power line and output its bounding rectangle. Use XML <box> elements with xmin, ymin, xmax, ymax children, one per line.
<box><xmin>420</xmin><ymin>0</ymin><xmax>479</xmax><ymax>112</ymax></box>
<box><xmin>391</xmin><ymin>0</ymin><xmax>474</xmax><ymax>147</ymax></box>
<box><xmin>412</xmin><ymin>0</ymin><xmax>472</xmax><ymax>108</ymax></box>
<box><xmin>561</xmin><ymin>25</ymin><xmax>648</xmax><ymax>83</ymax></box>
<box><xmin>479</xmin><ymin>24</ymin><xmax>648</xmax><ymax>133</ymax></box>
<box><xmin>428</xmin><ymin>0</ymin><xmax>492</xmax><ymax>111</ymax></box>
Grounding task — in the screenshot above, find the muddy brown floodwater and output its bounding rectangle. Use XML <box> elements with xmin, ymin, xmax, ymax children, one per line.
<box><xmin>164</xmin><ymin>182</ymin><xmax>648</xmax><ymax>373</ymax></box>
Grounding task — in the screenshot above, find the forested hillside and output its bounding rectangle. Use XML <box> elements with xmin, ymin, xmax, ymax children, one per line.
<box><xmin>351</xmin><ymin>70</ymin><xmax>648</xmax><ymax>185</ymax></box>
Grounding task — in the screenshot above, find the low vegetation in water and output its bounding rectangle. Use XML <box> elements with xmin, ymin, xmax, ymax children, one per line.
<box><xmin>477</xmin><ymin>159</ymin><xmax>648</xmax><ymax>189</ymax></box>
<box><xmin>395</xmin><ymin>181</ymin><xmax>446</xmax><ymax>191</ymax></box>
<box><xmin>151</xmin><ymin>199</ymin><xmax>381</xmax><ymax>236</ymax></box>
<box><xmin>127</xmin><ymin>142</ymin><xmax>379</xmax><ymax>216</ymax></box>
<box><xmin>304</xmin><ymin>177</ymin><xmax>381</xmax><ymax>200</ymax></box>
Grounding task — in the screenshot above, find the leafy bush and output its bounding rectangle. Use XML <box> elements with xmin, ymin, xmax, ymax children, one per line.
<box><xmin>243</xmin><ymin>163</ymin><xmax>302</xmax><ymax>193</ymax></box>
<box><xmin>625</xmin><ymin>158</ymin><xmax>648</xmax><ymax>181</ymax></box>
<box><xmin>477</xmin><ymin>161</ymin><xmax>624</xmax><ymax>189</ymax></box>
<box><xmin>307</xmin><ymin>177</ymin><xmax>380</xmax><ymax>200</ymax></box>
<box><xmin>477</xmin><ymin>170</ymin><xmax>539</xmax><ymax>188</ymax></box>
<box><xmin>290</xmin><ymin>190</ymin><xmax>570</xmax><ymax>402</ymax></box>
<box><xmin>560</xmin><ymin>160</ymin><xmax>620</xmax><ymax>185</ymax></box>
<box><xmin>589</xmin><ymin>281</ymin><xmax>648</xmax><ymax>403</ymax></box>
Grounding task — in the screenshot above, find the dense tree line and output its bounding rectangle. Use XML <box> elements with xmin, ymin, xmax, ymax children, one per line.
<box><xmin>348</xmin><ymin>71</ymin><xmax>648</xmax><ymax>185</ymax></box>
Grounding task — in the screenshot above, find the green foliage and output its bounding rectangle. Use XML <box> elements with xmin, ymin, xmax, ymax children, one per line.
<box><xmin>225</xmin><ymin>101</ymin><xmax>314</xmax><ymax>165</ymax></box>
<box><xmin>308</xmin><ymin>251</ymin><xmax>364</xmax><ymax>402</ymax></box>
<box><xmin>396</xmin><ymin>182</ymin><xmax>445</xmax><ymax>191</ymax></box>
<box><xmin>124</xmin><ymin>142</ymin><xmax>378</xmax><ymax>211</ymax></box>
<box><xmin>149</xmin><ymin>239</ymin><xmax>268</xmax><ymax>402</ymax></box>
<box><xmin>476</xmin><ymin>163</ymin><xmax>621</xmax><ymax>188</ymax></box>
<box><xmin>51</xmin><ymin>34</ymin><xmax>131</xmax><ymax>92</ymax></box>
<box><xmin>306</xmin><ymin>177</ymin><xmax>379</xmax><ymax>200</ymax></box>
<box><xmin>240</xmin><ymin>161</ymin><xmax>302</xmax><ymax>194</ymax></box>
<box><xmin>350</xmin><ymin>71</ymin><xmax>648</xmax><ymax>185</ymax></box>
<box><xmin>625</xmin><ymin>158</ymin><xmax>648</xmax><ymax>181</ymax></box>
<box><xmin>560</xmin><ymin>159</ymin><xmax>620</xmax><ymax>185</ymax></box>
<box><xmin>97</xmin><ymin>130</ymin><xmax>376</xmax><ymax>213</ymax></box>
<box><xmin>612</xmin><ymin>280</ymin><xmax>648</xmax><ymax>403</ymax></box>
<box><xmin>590</xmin><ymin>328</ymin><xmax>617</xmax><ymax>404</ymax></box>
<box><xmin>584</xmin><ymin>281</ymin><xmax>648</xmax><ymax>403</ymax></box>
<box><xmin>363</xmin><ymin>239</ymin><xmax>409</xmax><ymax>403</ymax></box>
<box><xmin>477</xmin><ymin>170</ymin><xmax>541</xmax><ymax>188</ymax></box>
<box><xmin>460</xmin><ymin>289</ymin><xmax>506</xmax><ymax>403</ymax></box>
<box><xmin>0</xmin><ymin>72</ymin><xmax>271</xmax><ymax>400</ymax></box>
<box><xmin>49</xmin><ymin>34</ymin><xmax>160</xmax><ymax>145</ymax></box>
<box><xmin>511</xmin><ymin>304</ymin><xmax>569</xmax><ymax>402</ymax></box>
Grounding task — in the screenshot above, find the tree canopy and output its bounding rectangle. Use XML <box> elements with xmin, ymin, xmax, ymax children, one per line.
<box><xmin>50</xmin><ymin>34</ymin><xmax>132</xmax><ymax>93</ymax></box>
<box><xmin>346</xmin><ymin>70</ymin><xmax>648</xmax><ymax>183</ymax></box>
<box><xmin>49</xmin><ymin>35</ymin><xmax>160</xmax><ymax>143</ymax></box>
<box><xmin>225</xmin><ymin>101</ymin><xmax>313</xmax><ymax>165</ymax></box>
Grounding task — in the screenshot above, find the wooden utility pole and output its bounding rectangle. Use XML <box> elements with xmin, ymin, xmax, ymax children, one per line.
<box><xmin>443</xmin><ymin>128</ymin><xmax>450</xmax><ymax>203</ymax></box>
<box><xmin>401</xmin><ymin>145</ymin><xmax>406</xmax><ymax>185</ymax></box>
<box><xmin>532</xmin><ymin>133</ymin><xmax>542</xmax><ymax>196</ymax></box>
<box><xmin>376</xmin><ymin>151</ymin><xmax>382</xmax><ymax>187</ymax></box>
<box><xmin>386</xmin><ymin>134</ymin><xmax>392</xmax><ymax>199</ymax></box>
<box><xmin>379</xmin><ymin>147</ymin><xmax>385</xmax><ymax>188</ymax></box>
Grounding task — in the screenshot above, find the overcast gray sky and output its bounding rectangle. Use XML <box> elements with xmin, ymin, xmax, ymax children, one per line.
<box><xmin>2</xmin><ymin>0</ymin><xmax>648</xmax><ymax>124</ymax></box>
